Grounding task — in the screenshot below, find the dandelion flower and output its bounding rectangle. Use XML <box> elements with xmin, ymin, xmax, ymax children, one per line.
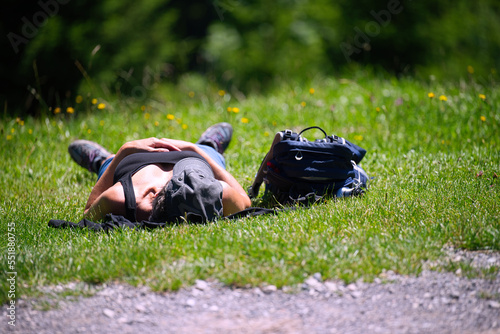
<box><xmin>97</xmin><ymin>103</ymin><xmax>106</xmax><ymax>110</ymax></box>
<box><xmin>167</xmin><ymin>114</ymin><xmax>175</xmax><ymax>120</ymax></box>
<box><xmin>28</xmin><ymin>129</ymin><xmax>33</xmax><ymax>135</ymax></box>
<box><xmin>6</xmin><ymin>135</ymin><xmax>12</xmax><ymax>140</ymax></box>
<box><xmin>11</xmin><ymin>128</ymin><xmax>15</xmax><ymax>134</ymax></box>
<box><xmin>144</xmin><ymin>113</ymin><xmax>150</xmax><ymax>120</ymax></box>
<box><xmin>480</xmin><ymin>116</ymin><xmax>486</xmax><ymax>122</ymax></box>
<box><xmin>154</xmin><ymin>121</ymin><xmax>160</xmax><ymax>127</ymax></box>
<box><xmin>264</xmin><ymin>131</ymin><xmax>269</xmax><ymax>137</ymax></box>
<box><xmin>87</xmin><ymin>129</ymin><xmax>92</xmax><ymax>134</ymax></box>
<box><xmin>188</xmin><ymin>91</ymin><xmax>195</xmax><ymax>98</ymax></box>
<box><xmin>300</xmin><ymin>101</ymin><xmax>306</xmax><ymax>107</ymax></box>
<box><xmin>99</xmin><ymin>120</ymin><xmax>105</xmax><ymax>126</ymax></box>
<box><xmin>467</xmin><ymin>65</ymin><xmax>474</xmax><ymax>74</ymax></box>
<box><xmin>354</xmin><ymin>135</ymin><xmax>363</xmax><ymax>141</ymax></box>
<box><xmin>54</xmin><ymin>107</ymin><xmax>61</xmax><ymax>114</ymax></box>
<box><xmin>309</xmin><ymin>88</ymin><xmax>315</xmax><ymax>95</ymax></box>
<box><xmin>376</xmin><ymin>107</ymin><xmax>381</xmax><ymax>112</ymax></box>
<box><xmin>218</xmin><ymin>90</ymin><xmax>225</xmax><ymax>96</ymax></box>
<box><xmin>241</xmin><ymin>117</ymin><xmax>249</xmax><ymax>123</ymax></box>
<box><xmin>141</xmin><ymin>105</ymin><xmax>146</xmax><ymax>111</ymax></box>
<box><xmin>182</xmin><ymin>124</ymin><xmax>188</xmax><ymax>130</ymax></box>
<box><xmin>232</xmin><ymin>107</ymin><xmax>240</xmax><ymax>113</ymax></box>
<box><xmin>76</xmin><ymin>95</ymin><xmax>83</xmax><ymax>103</ymax></box>
<box><xmin>479</xmin><ymin>94</ymin><xmax>486</xmax><ymax>100</ymax></box>
<box><xmin>439</xmin><ymin>95</ymin><xmax>447</xmax><ymax>101</ymax></box>
<box><xmin>428</xmin><ymin>92</ymin><xmax>435</xmax><ymax>98</ymax></box>
<box><xmin>227</xmin><ymin>107</ymin><xmax>233</xmax><ymax>112</ymax></box>
<box><xmin>91</xmin><ymin>98</ymin><xmax>98</xmax><ymax>105</ymax></box>
<box><xmin>66</xmin><ymin>107</ymin><xmax>75</xmax><ymax>114</ymax></box>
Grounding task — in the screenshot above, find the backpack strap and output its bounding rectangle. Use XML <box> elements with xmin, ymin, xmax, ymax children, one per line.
<box><xmin>248</xmin><ymin>131</ymin><xmax>284</xmax><ymax>198</ymax></box>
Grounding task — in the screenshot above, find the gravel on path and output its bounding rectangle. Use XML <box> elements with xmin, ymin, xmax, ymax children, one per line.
<box><xmin>4</xmin><ymin>249</ymin><xmax>500</xmax><ymax>334</ymax></box>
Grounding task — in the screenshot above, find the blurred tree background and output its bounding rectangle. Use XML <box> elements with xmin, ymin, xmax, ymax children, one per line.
<box><xmin>1</xmin><ymin>0</ymin><xmax>499</xmax><ymax>115</ymax></box>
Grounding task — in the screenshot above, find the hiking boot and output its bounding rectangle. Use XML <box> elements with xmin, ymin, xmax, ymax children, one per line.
<box><xmin>196</xmin><ymin>122</ymin><xmax>233</xmax><ymax>154</ymax></box>
<box><xmin>68</xmin><ymin>140</ymin><xmax>113</xmax><ymax>174</ymax></box>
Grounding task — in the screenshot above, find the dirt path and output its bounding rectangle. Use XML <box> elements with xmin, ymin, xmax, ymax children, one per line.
<box><xmin>4</xmin><ymin>249</ymin><xmax>500</xmax><ymax>334</ymax></box>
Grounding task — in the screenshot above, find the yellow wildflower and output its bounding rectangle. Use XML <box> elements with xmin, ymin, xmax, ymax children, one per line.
<box><xmin>154</xmin><ymin>121</ymin><xmax>160</xmax><ymax>127</ymax></box>
<box><xmin>479</xmin><ymin>94</ymin><xmax>486</xmax><ymax>100</ymax></box>
<box><xmin>467</xmin><ymin>65</ymin><xmax>474</xmax><ymax>74</ymax></box>
<box><xmin>188</xmin><ymin>91</ymin><xmax>195</xmax><ymax>98</ymax></box>
<box><xmin>428</xmin><ymin>92</ymin><xmax>435</xmax><ymax>98</ymax></box>
<box><xmin>300</xmin><ymin>101</ymin><xmax>306</xmax><ymax>107</ymax></box>
<box><xmin>66</xmin><ymin>107</ymin><xmax>75</xmax><ymax>114</ymax></box>
<box><xmin>76</xmin><ymin>95</ymin><xmax>83</xmax><ymax>103</ymax></box>
<box><xmin>480</xmin><ymin>116</ymin><xmax>486</xmax><ymax>122</ymax></box>
<box><xmin>54</xmin><ymin>107</ymin><xmax>61</xmax><ymax>114</ymax></box>
<box><xmin>439</xmin><ymin>95</ymin><xmax>447</xmax><ymax>101</ymax></box>
<box><xmin>141</xmin><ymin>105</ymin><xmax>146</xmax><ymax>111</ymax></box>
<box><xmin>218</xmin><ymin>90</ymin><xmax>225</xmax><ymax>96</ymax></box>
<box><xmin>91</xmin><ymin>98</ymin><xmax>97</xmax><ymax>105</ymax></box>
<box><xmin>28</xmin><ymin>129</ymin><xmax>33</xmax><ymax>135</ymax></box>
<box><xmin>11</xmin><ymin>128</ymin><xmax>15</xmax><ymax>134</ymax></box>
<box><xmin>309</xmin><ymin>88</ymin><xmax>315</xmax><ymax>95</ymax></box>
<box><xmin>376</xmin><ymin>107</ymin><xmax>381</xmax><ymax>112</ymax></box>
<box><xmin>354</xmin><ymin>135</ymin><xmax>363</xmax><ymax>141</ymax></box>
<box><xmin>6</xmin><ymin>135</ymin><xmax>12</xmax><ymax>140</ymax></box>
<box><xmin>241</xmin><ymin>117</ymin><xmax>249</xmax><ymax>123</ymax></box>
<box><xmin>97</xmin><ymin>103</ymin><xmax>106</xmax><ymax>110</ymax></box>
<box><xmin>99</xmin><ymin>120</ymin><xmax>105</xmax><ymax>126</ymax></box>
<box><xmin>232</xmin><ymin>107</ymin><xmax>240</xmax><ymax>113</ymax></box>
<box><xmin>167</xmin><ymin>114</ymin><xmax>175</xmax><ymax>120</ymax></box>
<box><xmin>87</xmin><ymin>129</ymin><xmax>92</xmax><ymax>134</ymax></box>
<box><xmin>227</xmin><ymin>107</ymin><xmax>233</xmax><ymax>112</ymax></box>
<box><xmin>182</xmin><ymin>124</ymin><xmax>188</xmax><ymax>129</ymax></box>
<box><xmin>144</xmin><ymin>113</ymin><xmax>150</xmax><ymax>120</ymax></box>
<box><xmin>264</xmin><ymin>131</ymin><xmax>269</xmax><ymax>137</ymax></box>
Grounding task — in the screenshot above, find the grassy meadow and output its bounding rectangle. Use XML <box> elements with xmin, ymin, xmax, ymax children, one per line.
<box><xmin>0</xmin><ymin>72</ymin><xmax>499</xmax><ymax>304</ymax></box>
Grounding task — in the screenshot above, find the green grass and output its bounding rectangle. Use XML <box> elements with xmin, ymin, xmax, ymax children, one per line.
<box><xmin>1</xmin><ymin>73</ymin><xmax>499</xmax><ymax>304</ymax></box>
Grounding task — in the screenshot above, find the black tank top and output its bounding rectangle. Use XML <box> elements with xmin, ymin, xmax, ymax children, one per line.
<box><xmin>113</xmin><ymin>151</ymin><xmax>205</xmax><ymax>221</ymax></box>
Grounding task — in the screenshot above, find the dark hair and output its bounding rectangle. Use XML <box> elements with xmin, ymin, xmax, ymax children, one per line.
<box><xmin>149</xmin><ymin>183</ymin><xmax>169</xmax><ymax>222</ymax></box>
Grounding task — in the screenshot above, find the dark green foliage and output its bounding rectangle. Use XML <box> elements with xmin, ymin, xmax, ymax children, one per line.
<box><xmin>1</xmin><ymin>0</ymin><xmax>499</xmax><ymax>115</ymax></box>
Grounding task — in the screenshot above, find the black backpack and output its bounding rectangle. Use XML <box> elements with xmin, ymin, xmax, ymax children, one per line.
<box><xmin>248</xmin><ymin>126</ymin><xmax>369</xmax><ymax>204</ymax></box>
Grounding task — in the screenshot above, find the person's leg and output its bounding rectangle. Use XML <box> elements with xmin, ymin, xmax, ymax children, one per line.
<box><xmin>196</xmin><ymin>144</ymin><xmax>226</xmax><ymax>169</ymax></box>
<box><xmin>195</xmin><ymin>122</ymin><xmax>233</xmax><ymax>169</ymax></box>
<box><xmin>196</xmin><ymin>123</ymin><xmax>233</xmax><ymax>155</ymax></box>
<box><xmin>97</xmin><ymin>156</ymin><xmax>115</xmax><ymax>180</ymax></box>
<box><xmin>68</xmin><ymin>140</ymin><xmax>113</xmax><ymax>174</ymax></box>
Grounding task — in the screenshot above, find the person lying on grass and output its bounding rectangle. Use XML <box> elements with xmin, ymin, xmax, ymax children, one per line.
<box><xmin>68</xmin><ymin>123</ymin><xmax>251</xmax><ymax>223</ymax></box>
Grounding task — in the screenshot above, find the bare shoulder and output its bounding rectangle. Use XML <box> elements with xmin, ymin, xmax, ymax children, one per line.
<box><xmin>101</xmin><ymin>183</ymin><xmax>126</xmax><ymax>209</ymax></box>
<box><xmin>84</xmin><ymin>183</ymin><xmax>126</xmax><ymax>220</ymax></box>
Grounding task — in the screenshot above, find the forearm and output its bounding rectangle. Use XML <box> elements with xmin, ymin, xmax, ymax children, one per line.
<box><xmin>84</xmin><ymin>145</ymin><xmax>130</xmax><ymax>211</ymax></box>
